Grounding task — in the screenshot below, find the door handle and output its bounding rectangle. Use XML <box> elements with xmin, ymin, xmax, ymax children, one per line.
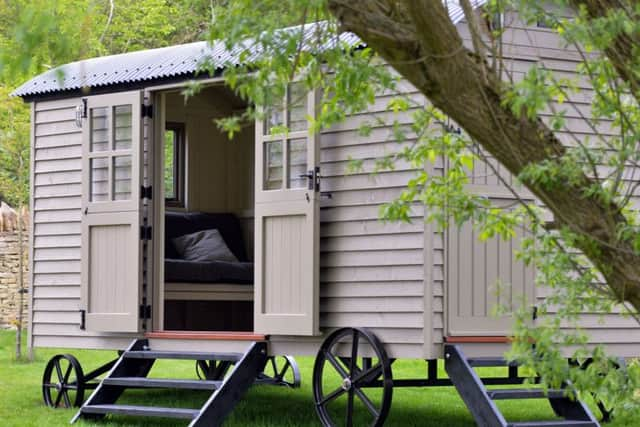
<box><xmin>299</xmin><ymin>168</ymin><xmax>320</xmax><ymax>191</ymax></box>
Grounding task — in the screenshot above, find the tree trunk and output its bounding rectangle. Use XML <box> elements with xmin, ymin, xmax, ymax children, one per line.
<box><xmin>327</xmin><ymin>0</ymin><xmax>640</xmax><ymax>312</ymax></box>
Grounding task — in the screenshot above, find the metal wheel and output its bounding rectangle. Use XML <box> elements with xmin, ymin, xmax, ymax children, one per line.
<box><xmin>195</xmin><ymin>359</ymin><xmax>234</xmax><ymax>381</ymax></box>
<box><xmin>313</xmin><ymin>327</ymin><xmax>393</xmax><ymax>427</ymax></box>
<box><xmin>258</xmin><ymin>355</ymin><xmax>301</xmax><ymax>388</ymax></box>
<box><xmin>42</xmin><ymin>354</ymin><xmax>85</xmax><ymax>408</ymax></box>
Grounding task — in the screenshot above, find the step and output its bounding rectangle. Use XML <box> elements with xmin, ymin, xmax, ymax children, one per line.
<box><xmin>487</xmin><ymin>389</ymin><xmax>566</xmax><ymax>400</ymax></box>
<box><xmin>507</xmin><ymin>421</ymin><xmax>597</xmax><ymax>427</ymax></box>
<box><xmin>467</xmin><ymin>357</ymin><xmax>518</xmax><ymax>367</ymax></box>
<box><xmin>123</xmin><ymin>350</ymin><xmax>243</xmax><ymax>362</ymax></box>
<box><xmin>102</xmin><ymin>377</ymin><xmax>222</xmax><ymax>390</ymax></box>
<box><xmin>81</xmin><ymin>404</ymin><xmax>199</xmax><ymax>419</ymax></box>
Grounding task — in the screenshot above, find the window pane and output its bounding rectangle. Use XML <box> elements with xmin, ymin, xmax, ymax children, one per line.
<box><xmin>263</xmin><ymin>108</ymin><xmax>284</xmax><ymax>135</ymax></box>
<box><xmin>287</xmin><ymin>138</ymin><xmax>307</xmax><ymax>189</ymax></box>
<box><xmin>264</xmin><ymin>140</ymin><xmax>283</xmax><ymax>190</ymax></box>
<box><xmin>113</xmin><ymin>105</ymin><xmax>132</xmax><ymax>150</ymax></box>
<box><xmin>113</xmin><ymin>155</ymin><xmax>132</xmax><ymax>200</ymax></box>
<box><xmin>90</xmin><ymin>157</ymin><xmax>109</xmax><ymax>202</ymax></box>
<box><xmin>287</xmin><ymin>82</ymin><xmax>308</xmax><ymax>132</ymax></box>
<box><xmin>90</xmin><ymin>107</ymin><xmax>109</xmax><ymax>152</ymax></box>
<box><xmin>164</xmin><ymin>130</ymin><xmax>176</xmax><ymax>199</ymax></box>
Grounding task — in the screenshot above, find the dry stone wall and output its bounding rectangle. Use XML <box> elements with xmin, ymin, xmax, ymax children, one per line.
<box><xmin>0</xmin><ymin>231</ymin><xmax>29</xmax><ymax>329</ymax></box>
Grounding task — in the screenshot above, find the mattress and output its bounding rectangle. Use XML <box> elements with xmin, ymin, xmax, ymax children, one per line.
<box><xmin>164</xmin><ymin>259</ymin><xmax>253</xmax><ymax>284</ymax></box>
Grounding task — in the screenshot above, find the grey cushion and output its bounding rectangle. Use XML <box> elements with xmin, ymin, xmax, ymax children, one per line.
<box><xmin>172</xmin><ymin>229</ymin><xmax>238</xmax><ymax>263</ymax></box>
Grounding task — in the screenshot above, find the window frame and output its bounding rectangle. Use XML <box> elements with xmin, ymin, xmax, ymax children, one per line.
<box><xmin>164</xmin><ymin>122</ymin><xmax>186</xmax><ymax>208</ymax></box>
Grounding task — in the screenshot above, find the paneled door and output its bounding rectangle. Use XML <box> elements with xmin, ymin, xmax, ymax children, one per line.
<box><xmin>80</xmin><ymin>91</ymin><xmax>145</xmax><ymax>333</ymax></box>
<box><xmin>446</xmin><ymin>149</ymin><xmax>536</xmax><ymax>336</ymax></box>
<box><xmin>254</xmin><ymin>84</ymin><xmax>320</xmax><ymax>336</ymax></box>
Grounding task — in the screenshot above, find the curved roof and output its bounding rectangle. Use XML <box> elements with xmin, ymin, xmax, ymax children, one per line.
<box><xmin>12</xmin><ymin>1</ymin><xmax>486</xmax><ymax>99</ymax></box>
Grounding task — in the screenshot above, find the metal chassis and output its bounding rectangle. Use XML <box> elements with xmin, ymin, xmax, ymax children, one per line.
<box><xmin>363</xmin><ymin>358</ymin><xmax>526</xmax><ymax>389</ymax></box>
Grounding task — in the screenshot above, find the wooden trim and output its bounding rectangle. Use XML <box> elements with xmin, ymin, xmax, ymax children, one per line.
<box><xmin>146</xmin><ymin>331</ymin><xmax>267</xmax><ymax>341</ymax></box>
<box><xmin>27</xmin><ymin>102</ymin><xmax>36</xmax><ymax>356</ymax></box>
<box><xmin>445</xmin><ymin>336</ymin><xmax>511</xmax><ymax>343</ymax></box>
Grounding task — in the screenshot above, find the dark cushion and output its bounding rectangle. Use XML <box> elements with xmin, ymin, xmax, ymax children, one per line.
<box><xmin>172</xmin><ymin>229</ymin><xmax>239</xmax><ymax>263</ymax></box>
<box><xmin>165</xmin><ymin>211</ymin><xmax>248</xmax><ymax>262</ymax></box>
<box><xmin>164</xmin><ymin>259</ymin><xmax>253</xmax><ymax>284</ymax></box>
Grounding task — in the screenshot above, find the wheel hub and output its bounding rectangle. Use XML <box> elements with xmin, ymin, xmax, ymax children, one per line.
<box><xmin>55</xmin><ymin>383</ymin><xmax>63</xmax><ymax>391</ymax></box>
<box><xmin>341</xmin><ymin>377</ymin><xmax>352</xmax><ymax>391</ymax></box>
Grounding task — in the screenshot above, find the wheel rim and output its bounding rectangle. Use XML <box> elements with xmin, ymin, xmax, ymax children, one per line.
<box><xmin>260</xmin><ymin>355</ymin><xmax>301</xmax><ymax>388</ymax></box>
<box><xmin>42</xmin><ymin>354</ymin><xmax>85</xmax><ymax>408</ymax></box>
<box><xmin>313</xmin><ymin>328</ymin><xmax>393</xmax><ymax>427</ymax></box>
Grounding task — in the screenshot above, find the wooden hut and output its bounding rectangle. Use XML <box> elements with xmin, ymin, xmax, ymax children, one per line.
<box><xmin>12</xmin><ymin>3</ymin><xmax>612</xmax><ymax>426</ymax></box>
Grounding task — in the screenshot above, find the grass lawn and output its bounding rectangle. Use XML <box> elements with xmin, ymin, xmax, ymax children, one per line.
<box><xmin>1</xmin><ymin>330</ymin><xmax>639</xmax><ymax>426</ymax></box>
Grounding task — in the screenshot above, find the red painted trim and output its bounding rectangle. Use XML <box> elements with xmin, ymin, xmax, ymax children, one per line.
<box><xmin>445</xmin><ymin>336</ymin><xmax>511</xmax><ymax>343</ymax></box>
<box><xmin>146</xmin><ymin>331</ymin><xmax>267</xmax><ymax>341</ymax></box>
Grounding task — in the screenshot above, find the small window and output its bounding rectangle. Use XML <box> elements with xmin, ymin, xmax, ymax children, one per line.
<box><xmin>164</xmin><ymin>122</ymin><xmax>185</xmax><ymax>208</ymax></box>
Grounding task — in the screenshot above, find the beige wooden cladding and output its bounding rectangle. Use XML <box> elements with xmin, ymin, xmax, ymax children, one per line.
<box><xmin>80</xmin><ymin>91</ymin><xmax>143</xmax><ymax>333</ymax></box>
<box><xmin>263</xmin><ymin>214</ymin><xmax>306</xmax><ymax>314</ymax></box>
<box><xmin>254</xmin><ymin>86</ymin><xmax>320</xmax><ymax>336</ymax></box>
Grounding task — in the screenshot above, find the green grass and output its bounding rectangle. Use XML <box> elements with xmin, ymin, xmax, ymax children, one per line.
<box><xmin>1</xmin><ymin>330</ymin><xmax>638</xmax><ymax>426</ymax></box>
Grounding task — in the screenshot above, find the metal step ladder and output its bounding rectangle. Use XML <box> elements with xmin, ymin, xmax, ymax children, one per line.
<box><xmin>444</xmin><ymin>344</ymin><xmax>600</xmax><ymax>427</ymax></box>
<box><xmin>71</xmin><ymin>338</ymin><xmax>268</xmax><ymax>426</ymax></box>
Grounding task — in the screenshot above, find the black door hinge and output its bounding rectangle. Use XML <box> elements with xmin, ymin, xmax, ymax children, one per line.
<box><xmin>141</xmin><ymin>185</ymin><xmax>152</xmax><ymax>200</ymax></box>
<box><xmin>79</xmin><ymin>309</ymin><xmax>86</xmax><ymax>330</ymax></box>
<box><xmin>532</xmin><ymin>305</ymin><xmax>538</xmax><ymax>321</ymax></box>
<box><xmin>139</xmin><ymin>304</ymin><xmax>152</xmax><ymax>320</ymax></box>
<box><xmin>140</xmin><ymin>225</ymin><xmax>153</xmax><ymax>240</ymax></box>
<box><xmin>142</xmin><ymin>104</ymin><xmax>153</xmax><ymax>118</ymax></box>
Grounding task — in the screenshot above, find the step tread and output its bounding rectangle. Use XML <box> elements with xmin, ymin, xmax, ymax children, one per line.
<box><xmin>507</xmin><ymin>421</ymin><xmax>597</xmax><ymax>427</ymax></box>
<box><xmin>467</xmin><ymin>357</ymin><xmax>518</xmax><ymax>367</ymax></box>
<box><xmin>102</xmin><ymin>377</ymin><xmax>222</xmax><ymax>390</ymax></box>
<box><xmin>487</xmin><ymin>388</ymin><xmax>566</xmax><ymax>400</ymax></box>
<box><xmin>124</xmin><ymin>350</ymin><xmax>243</xmax><ymax>361</ymax></box>
<box><xmin>81</xmin><ymin>404</ymin><xmax>199</xmax><ymax>419</ymax></box>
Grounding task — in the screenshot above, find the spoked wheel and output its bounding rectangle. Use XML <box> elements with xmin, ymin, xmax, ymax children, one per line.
<box><xmin>258</xmin><ymin>355</ymin><xmax>301</xmax><ymax>388</ymax></box>
<box><xmin>195</xmin><ymin>359</ymin><xmax>234</xmax><ymax>381</ymax></box>
<box><xmin>313</xmin><ymin>327</ymin><xmax>393</xmax><ymax>427</ymax></box>
<box><xmin>42</xmin><ymin>354</ymin><xmax>85</xmax><ymax>408</ymax></box>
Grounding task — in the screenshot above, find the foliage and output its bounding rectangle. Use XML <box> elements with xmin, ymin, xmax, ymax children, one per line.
<box><xmin>163</xmin><ymin>129</ymin><xmax>175</xmax><ymax>199</ymax></box>
<box><xmin>0</xmin><ymin>86</ymin><xmax>29</xmax><ymax>207</ymax></box>
<box><xmin>207</xmin><ymin>0</ymin><xmax>640</xmax><ymax>416</ymax></box>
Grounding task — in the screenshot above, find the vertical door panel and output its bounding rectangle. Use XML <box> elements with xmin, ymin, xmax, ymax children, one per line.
<box><xmin>446</xmin><ymin>148</ymin><xmax>536</xmax><ymax>336</ymax></box>
<box><xmin>80</xmin><ymin>91</ymin><xmax>143</xmax><ymax>333</ymax></box>
<box><xmin>254</xmin><ymin>86</ymin><xmax>320</xmax><ymax>336</ymax></box>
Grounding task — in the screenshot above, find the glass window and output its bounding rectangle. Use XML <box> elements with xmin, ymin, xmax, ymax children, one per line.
<box><xmin>165</xmin><ymin>122</ymin><xmax>185</xmax><ymax>207</ymax></box>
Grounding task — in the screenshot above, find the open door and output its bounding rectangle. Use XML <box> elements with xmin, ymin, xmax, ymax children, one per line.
<box><xmin>254</xmin><ymin>84</ymin><xmax>320</xmax><ymax>336</ymax></box>
<box><xmin>80</xmin><ymin>91</ymin><xmax>147</xmax><ymax>333</ymax></box>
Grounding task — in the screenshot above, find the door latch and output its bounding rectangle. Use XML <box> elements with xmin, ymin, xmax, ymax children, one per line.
<box><xmin>299</xmin><ymin>167</ymin><xmax>320</xmax><ymax>191</ymax></box>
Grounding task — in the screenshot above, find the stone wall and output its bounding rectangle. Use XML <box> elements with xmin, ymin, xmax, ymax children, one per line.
<box><xmin>0</xmin><ymin>231</ymin><xmax>29</xmax><ymax>329</ymax></box>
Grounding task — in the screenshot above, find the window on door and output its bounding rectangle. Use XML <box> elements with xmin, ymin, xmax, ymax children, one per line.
<box><xmin>262</xmin><ymin>82</ymin><xmax>310</xmax><ymax>191</ymax></box>
<box><xmin>164</xmin><ymin>122</ymin><xmax>185</xmax><ymax>208</ymax></box>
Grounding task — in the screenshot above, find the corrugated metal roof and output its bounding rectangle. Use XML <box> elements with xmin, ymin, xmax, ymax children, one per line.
<box><xmin>12</xmin><ymin>1</ymin><xmax>486</xmax><ymax>99</ymax></box>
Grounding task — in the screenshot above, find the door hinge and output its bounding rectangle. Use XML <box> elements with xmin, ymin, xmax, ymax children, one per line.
<box><xmin>79</xmin><ymin>309</ymin><xmax>86</xmax><ymax>330</ymax></box>
<box><xmin>532</xmin><ymin>305</ymin><xmax>538</xmax><ymax>321</ymax></box>
<box><xmin>142</xmin><ymin>104</ymin><xmax>153</xmax><ymax>118</ymax></box>
<box><xmin>139</xmin><ymin>304</ymin><xmax>152</xmax><ymax>320</ymax></box>
<box><xmin>140</xmin><ymin>225</ymin><xmax>153</xmax><ymax>240</ymax></box>
<box><xmin>141</xmin><ymin>185</ymin><xmax>152</xmax><ymax>200</ymax></box>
